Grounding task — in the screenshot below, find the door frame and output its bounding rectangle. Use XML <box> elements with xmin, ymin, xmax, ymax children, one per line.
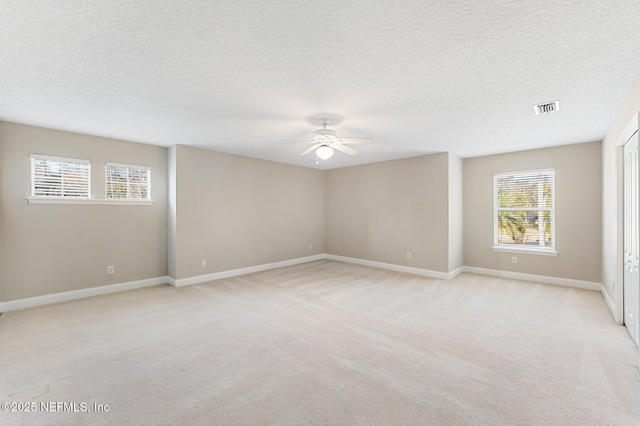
<box><xmin>622</xmin><ymin>129</ymin><xmax>639</xmax><ymax>345</ymax></box>
<box><xmin>616</xmin><ymin>113</ymin><xmax>639</xmax><ymax>325</ymax></box>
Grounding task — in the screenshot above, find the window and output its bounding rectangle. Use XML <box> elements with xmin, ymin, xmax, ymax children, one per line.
<box><xmin>494</xmin><ymin>169</ymin><xmax>556</xmax><ymax>254</ymax></box>
<box><xmin>31</xmin><ymin>154</ymin><xmax>90</xmax><ymax>198</ymax></box>
<box><xmin>105</xmin><ymin>163</ymin><xmax>151</xmax><ymax>200</ymax></box>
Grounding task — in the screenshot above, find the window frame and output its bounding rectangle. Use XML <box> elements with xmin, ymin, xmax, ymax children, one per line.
<box><xmin>26</xmin><ymin>155</ymin><xmax>154</xmax><ymax>205</ymax></box>
<box><xmin>30</xmin><ymin>154</ymin><xmax>91</xmax><ymax>200</ymax></box>
<box><xmin>492</xmin><ymin>168</ymin><xmax>558</xmax><ymax>256</ymax></box>
<box><xmin>105</xmin><ymin>162</ymin><xmax>152</xmax><ymax>201</ymax></box>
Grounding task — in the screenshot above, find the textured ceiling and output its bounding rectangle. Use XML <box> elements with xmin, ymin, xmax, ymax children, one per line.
<box><xmin>2</xmin><ymin>1</ymin><xmax>640</xmax><ymax>169</ymax></box>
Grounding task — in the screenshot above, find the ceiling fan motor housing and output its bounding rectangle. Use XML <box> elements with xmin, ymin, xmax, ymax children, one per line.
<box><xmin>313</xmin><ymin>128</ymin><xmax>337</xmax><ymax>137</ymax></box>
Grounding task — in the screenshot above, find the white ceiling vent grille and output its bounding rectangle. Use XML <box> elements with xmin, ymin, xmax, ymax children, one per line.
<box><xmin>534</xmin><ymin>100</ymin><xmax>560</xmax><ymax>115</ymax></box>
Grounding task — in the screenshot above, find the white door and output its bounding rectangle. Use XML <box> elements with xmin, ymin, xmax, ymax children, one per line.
<box><xmin>623</xmin><ymin>131</ymin><xmax>639</xmax><ymax>346</ymax></box>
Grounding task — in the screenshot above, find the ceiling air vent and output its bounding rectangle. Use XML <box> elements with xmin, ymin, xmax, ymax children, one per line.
<box><xmin>533</xmin><ymin>100</ymin><xmax>560</xmax><ymax>115</ymax></box>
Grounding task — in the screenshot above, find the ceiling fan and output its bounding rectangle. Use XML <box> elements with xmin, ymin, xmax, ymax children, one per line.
<box><xmin>300</xmin><ymin>118</ymin><xmax>373</xmax><ymax>161</ymax></box>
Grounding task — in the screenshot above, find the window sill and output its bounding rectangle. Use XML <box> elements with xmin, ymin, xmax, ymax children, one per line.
<box><xmin>26</xmin><ymin>198</ymin><xmax>154</xmax><ymax>205</ymax></box>
<box><xmin>492</xmin><ymin>246</ymin><xmax>558</xmax><ymax>256</ymax></box>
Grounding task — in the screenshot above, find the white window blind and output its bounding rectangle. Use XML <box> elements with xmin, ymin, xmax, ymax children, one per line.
<box><xmin>494</xmin><ymin>169</ymin><xmax>555</xmax><ymax>251</ymax></box>
<box><xmin>105</xmin><ymin>163</ymin><xmax>151</xmax><ymax>200</ymax></box>
<box><xmin>31</xmin><ymin>155</ymin><xmax>90</xmax><ymax>198</ymax></box>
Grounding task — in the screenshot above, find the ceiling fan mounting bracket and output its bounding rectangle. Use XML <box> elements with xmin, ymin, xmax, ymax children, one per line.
<box><xmin>313</xmin><ymin>126</ymin><xmax>338</xmax><ymax>137</ymax></box>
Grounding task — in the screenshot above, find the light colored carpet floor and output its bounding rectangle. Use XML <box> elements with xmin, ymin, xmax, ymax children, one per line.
<box><xmin>1</xmin><ymin>259</ymin><xmax>639</xmax><ymax>425</ymax></box>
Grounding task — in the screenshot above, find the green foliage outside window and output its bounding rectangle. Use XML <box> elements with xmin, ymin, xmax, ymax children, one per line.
<box><xmin>106</xmin><ymin>164</ymin><xmax>150</xmax><ymax>200</ymax></box>
<box><xmin>496</xmin><ymin>172</ymin><xmax>553</xmax><ymax>247</ymax></box>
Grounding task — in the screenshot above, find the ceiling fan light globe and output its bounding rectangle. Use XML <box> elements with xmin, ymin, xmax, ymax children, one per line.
<box><xmin>316</xmin><ymin>146</ymin><xmax>334</xmax><ymax>160</ymax></box>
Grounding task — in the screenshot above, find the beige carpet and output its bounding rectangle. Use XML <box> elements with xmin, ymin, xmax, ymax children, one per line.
<box><xmin>1</xmin><ymin>259</ymin><xmax>639</xmax><ymax>425</ymax></box>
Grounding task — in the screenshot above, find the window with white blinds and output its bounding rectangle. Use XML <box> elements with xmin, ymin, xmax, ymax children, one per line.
<box><xmin>494</xmin><ymin>169</ymin><xmax>555</xmax><ymax>252</ymax></box>
<box><xmin>31</xmin><ymin>155</ymin><xmax>90</xmax><ymax>198</ymax></box>
<box><xmin>105</xmin><ymin>163</ymin><xmax>151</xmax><ymax>200</ymax></box>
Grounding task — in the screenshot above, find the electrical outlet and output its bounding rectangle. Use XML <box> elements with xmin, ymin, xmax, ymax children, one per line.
<box><xmin>407</xmin><ymin>252</ymin><xmax>412</xmax><ymax>260</ymax></box>
<box><xmin>309</xmin><ymin>245</ymin><xmax>313</xmax><ymax>251</ymax></box>
<box><xmin>107</xmin><ymin>266</ymin><xmax>114</xmax><ymax>275</ymax></box>
<box><xmin>201</xmin><ymin>260</ymin><xmax>207</xmax><ymax>267</ymax></box>
<box><xmin>512</xmin><ymin>256</ymin><xmax>518</xmax><ymax>264</ymax></box>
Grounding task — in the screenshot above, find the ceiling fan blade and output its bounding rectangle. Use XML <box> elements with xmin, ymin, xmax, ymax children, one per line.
<box><xmin>331</xmin><ymin>143</ymin><xmax>358</xmax><ymax>155</ymax></box>
<box><xmin>277</xmin><ymin>140</ymin><xmax>318</xmax><ymax>145</ymax></box>
<box><xmin>339</xmin><ymin>137</ymin><xmax>373</xmax><ymax>145</ymax></box>
<box><xmin>300</xmin><ymin>143</ymin><xmax>322</xmax><ymax>156</ymax></box>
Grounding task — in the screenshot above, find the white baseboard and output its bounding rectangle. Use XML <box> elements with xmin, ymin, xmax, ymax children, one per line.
<box><xmin>448</xmin><ymin>266</ymin><xmax>465</xmax><ymax>280</ymax></box>
<box><xmin>600</xmin><ymin>284</ymin><xmax>617</xmax><ymax>320</ymax></box>
<box><xmin>1</xmin><ymin>255</ymin><xmax>607</xmax><ymax>313</ymax></box>
<box><xmin>323</xmin><ymin>257</ymin><xmax>601</xmax><ymax>291</ymax></box>
<box><xmin>462</xmin><ymin>266</ymin><xmax>601</xmax><ymax>291</ymax></box>
<box><xmin>171</xmin><ymin>254</ymin><xmax>326</xmax><ymax>287</ymax></box>
<box><xmin>325</xmin><ymin>254</ymin><xmax>451</xmax><ymax>280</ymax></box>
<box><xmin>0</xmin><ymin>276</ymin><xmax>170</xmax><ymax>313</ymax></box>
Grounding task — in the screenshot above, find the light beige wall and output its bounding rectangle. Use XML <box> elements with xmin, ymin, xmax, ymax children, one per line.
<box><xmin>324</xmin><ymin>153</ymin><xmax>450</xmax><ymax>273</ymax></box>
<box><xmin>463</xmin><ymin>142</ymin><xmax>602</xmax><ymax>282</ymax></box>
<box><xmin>0</xmin><ymin>122</ymin><xmax>168</xmax><ymax>302</ymax></box>
<box><xmin>1</xmin><ymin>116</ymin><xmax>614</xmax><ymax>303</ymax></box>
<box><xmin>173</xmin><ymin>145</ymin><xmax>324</xmax><ymax>279</ymax></box>
<box><xmin>448</xmin><ymin>153</ymin><xmax>464</xmax><ymax>271</ymax></box>
<box><xmin>601</xmin><ymin>71</ymin><xmax>640</xmax><ymax>317</ymax></box>
<box><xmin>168</xmin><ymin>145</ymin><xmax>177</xmax><ymax>279</ymax></box>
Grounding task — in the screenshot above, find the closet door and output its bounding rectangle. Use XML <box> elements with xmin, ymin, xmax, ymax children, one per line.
<box><xmin>623</xmin><ymin>131</ymin><xmax>639</xmax><ymax>346</ymax></box>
